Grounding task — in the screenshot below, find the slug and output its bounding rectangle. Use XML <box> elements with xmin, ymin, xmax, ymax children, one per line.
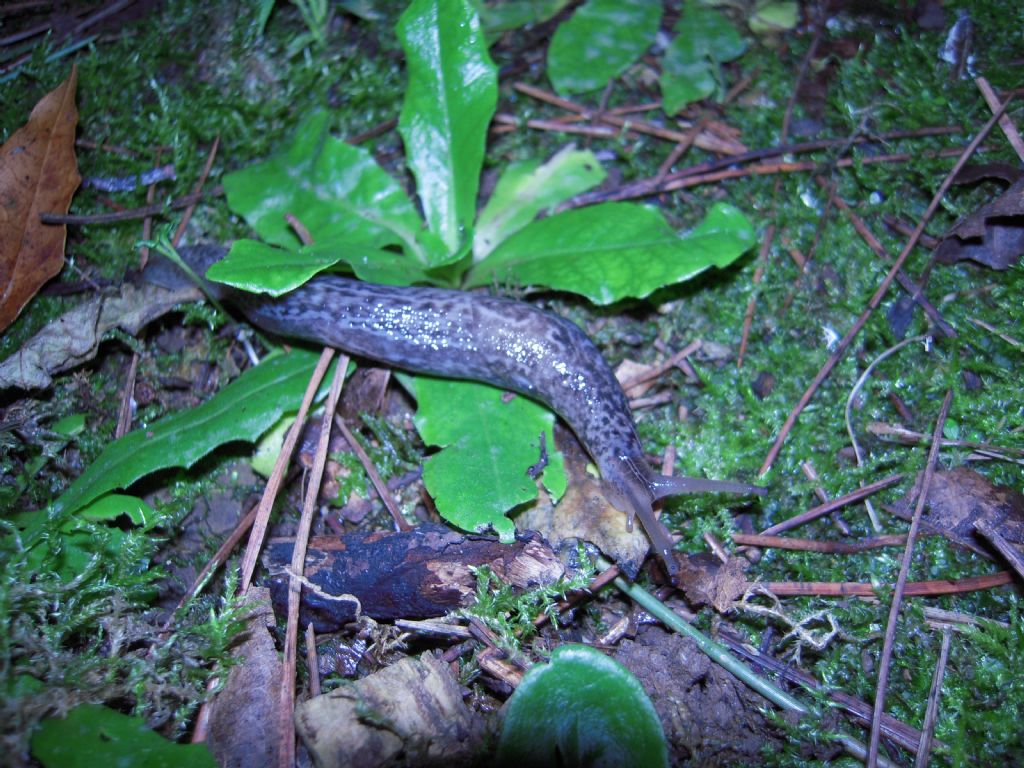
<box><xmin>149</xmin><ymin>245</ymin><xmax>764</xmax><ymax>576</ymax></box>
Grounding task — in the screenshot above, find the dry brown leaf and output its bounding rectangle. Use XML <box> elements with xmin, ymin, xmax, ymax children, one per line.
<box><xmin>0</xmin><ymin>66</ymin><xmax>81</xmax><ymax>331</ymax></box>
<box><xmin>934</xmin><ymin>165</ymin><xmax>1024</xmax><ymax>271</ymax></box>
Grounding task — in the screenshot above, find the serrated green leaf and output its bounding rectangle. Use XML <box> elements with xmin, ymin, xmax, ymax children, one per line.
<box><xmin>222</xmin><ymin>111</ymin><xmax>429</xmax><ymax>260</ymax></box>
<box><xmin>411</xmin><ymin>376</ymin><xmax>565</xmax><ymax>543</ymax></box>
<box><xmin>207</xmin><ymin>239</ymin><xmax>431</xmax><ymax>294</ymax></box>
<box><xmin>473</xmin><ymin>146</ymin><xmax>606</xmax><ymax>261</ymax></box>
<box><xmin>661</xmin><ymin>6</ymin><xmax>747</xmax><ymax>114</ymax></box>
<box><xmin>50</xmin><ymin>348</ymin><xmax>326</xmax><ymax>517</ymax></box>
<box><xmin>547</xmin><ymin>0</ymin><xmax>661</xmax><ymax>95</ymax></box>
<box><xmin>32</xmin><ymin>704</ymin><xmax>217</xmax><ymax>768</ymax></box>
<box><xmin>466</xmin><ymin>202</ymin><xmax>756</xmax><ymax>304</ymax></box>
<box><xmin>496</xmin><ymin>644</ymin><xmax>668</xmax><ymax>768</ymax></box>
<box><xmin>397</xmin><ymin>0</ymin><xmax>497</xmax><ymax>254</ymax></box>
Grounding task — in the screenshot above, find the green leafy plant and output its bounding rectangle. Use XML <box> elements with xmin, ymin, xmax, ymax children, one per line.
<box><xmin>495</xmin><ymin>644</ymin><xmax>668</xmax><ymax>768</ymax></box>
<box><xmin>211</xmin><ymin>0</ymin><xmax>755</xmax><ymax>538</ymax></box>
<box><xmin>462</xmin><ymin>556</ymin><xmax>595</xmax><ymax>649</ymax></box>
<box><xmin>31</xmin><ymin>704</ymin><xmax>218</xmax><ymax>768</ymax></box>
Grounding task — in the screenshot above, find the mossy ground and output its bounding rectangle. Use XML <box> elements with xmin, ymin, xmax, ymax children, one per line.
<box><xmin>1</xmin><ymin>0</ymin><xmax>1022</xmax><ymax>764</ymax></box>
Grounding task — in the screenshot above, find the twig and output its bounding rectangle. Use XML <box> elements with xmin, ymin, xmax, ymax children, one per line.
<box><xmin>914</xmin><ymin>629</ymin><xmax>952</xmax><ymax>768</ymax></box>
<box><xmin>737</xmin><ymin>227</ymin><xmax>771</xmax><ymax>368</ymax></box>
<box><xmin>566</xmin><ymin>127</ymin><xmax>962</xmax><ymax>207</ymax></box>
<box><xmin>334</xmin><ymin>414</ymin><xmax>412</xmax><ymax>532</ymax></box>
<box><xmin>40</xmin><ymin>185</ymin><xmax>224</xmax><ymax>225</ymax></box>
<box><xmin>867</xmin><ymin>389</ymin><xmax>953</xmax><ymax>766</ymax></box>
<box><xmin>239</xmin><ymin>349</ymin><xmax>335</xmax><ymax>593</ymax></box>
<box><xmin>820</xmin><ymin>180</ymin><xmax>956</xmax><ymax>337</ymax></box>
<box><xmin>618</xmin><ymin>340</ymin><xmax>701</xmax><ymax>391</ymax></box>
<box><xmin>305</xmin><ymin>623</ymin><xmax>321</xmax><ymax>697</ymax></box>
<box><xmin>800</xmin><ymin>460</ymin><xmax>851</xmax><ymax>534</ymax></box>
<box><xmin>281</xmin><ymin>354</ymin><xmax>347</xmax><ymax>768</ymax></box>
<box><xmin>759</xmin><ymin>97</ymin><xmax>1012</xmax><ymax>475</ymax></box>
<box><xmin>764</xmin><ymin>570</ymin><xmax>1013</xmax><ymax>597</ymax></box>
<box><xmin>172</xmin><ymin>135</ymin><xmax>220</xmax><ymax>246</ymax></box>
<box><xmin>974</xmin><ymin>519</ymin><xmax>1024</xmax><ymax>580</ymax></box>
<box><xmin>759</xmin><ymin>474</ymin><xmax>904</xmax><ymax>536</ymax></box>
<box><xmin>114</xmin><ymin>352</ymin><xmax>139</xmax><ymax>439</ymax></box>
<box><xmin>976</xmin><ymin>76</ymin><xmax>1024</xmax><ymax>160</ymax></box>
<box><xmin>732</xmin><ymin>533</ymin><xmax>907</xmax><ymax>553</ymax></box>
<box><xmin>844</xmin><ymin>335</ymin><xmax>932</xmax><ymax>531</ymax></box>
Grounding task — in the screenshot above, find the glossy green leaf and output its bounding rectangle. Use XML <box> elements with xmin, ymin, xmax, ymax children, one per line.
<box><xmin>661</xmin><ymin>6</ymin><xmax>746</xmax><ymax>114</ymax></box>
<box><xmin>466</xmin><ymin>202</ymin><xmax>756</xmax><ymax>304</ymax></box>
<box><xmin>397</xmin><ymin>0</ymin><xmax>498</xmax><ymax>254</ymax></box>
<box><xmin>473</xmin><ymin>146</ymin><xmax>606</xmax><ymax>261</ymax></box>
<box><xmin>222</xmin><ymin>111</ymin><xmax>429</xmax><ymax>261</ymax></box>
<box><xmin>51</xmin><ymin>413</ymin><xmax>85</xmax><ymax>437</ymax></box>
<box><xmin>496</xmin><ymin>644</ymin><xmax>668</xmax><ymax>768</ymax></box>
<box><xmin>475</xmin><ymin>0</ymin><xmax>569</xmax><ymax>35</ymax></box>
<box><xmin>50</xmin><ymin>348</ymin><xmax>326</xmax><ymax>517</ymax></box>
<box><xmin>207</xmin><ymin>239</ymin><xmax>431</xmax><ymax>294</ymax></box>
<box><xmin>547</xmin><ymin>0</ymin><xmax>661</xmax><ymax>95</ymax></box>
<box><xmin>750</xmin><ymin>0</ymin><xmax>798</xmax><ymax>33</ymax></box>
<box><xmin>411</xmin><ymin>376</ymin><xmax>566</xmax><ymax>543</ymax></box>
<box><xmin>32</xmin><ymin>704</ymin><xmax>217</xmax><ymax>768</ymax></box>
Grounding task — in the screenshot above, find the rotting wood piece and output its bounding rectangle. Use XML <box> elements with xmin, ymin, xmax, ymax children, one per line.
<box><xmin>264</xmin><ymin>523</ymin><xmax>563</xmax><ymax>632</ymax></box>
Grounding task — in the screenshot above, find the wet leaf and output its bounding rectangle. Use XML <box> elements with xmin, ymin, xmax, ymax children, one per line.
<box><xmin>398</xmin><ymin>0</ymin><xmax>497</xmax><ymax>254</ymax></box>
<box><xmin>465</xmin><ymin>202</ymin><xmax>756</xmax><ymax>304</ymax></box>
<box><xmin>660</xmin><ymin>6</ymin><xmax>746</xmax><ymax>114</ymax></box>
<box><xmin>411</xmin><ymin>375</ymin><xmax>566</xmax><ymax>543</ymax></box>
<box><xmin>934</xmin><ymin>169</ymin><xmax>1024</xmax><ymax>270</ymax></box>
<box><xmin>32</xmin><ymin>704</ymin><xmax>217</xmax><ymax>768</ymax></box>
<box><xmin>474</xmin><ymin>146</ymin><xmax>606</xmax><ymax>261</ymax></box>
<box><xmin>546</xmin><ymin>0</ymin><xmax>661</xmax><ymax>95</ymax></box>
<box><xmin>476</xmin><ymin>0</ymin><xmax>569</xmax><ymax>36</ymax></box>
<box><xmin>0</xmin><ymin>67</ymin><xmax>80</xmax><ymax>331</ymax></box>
<box><xmin>50</xmin><ymin>348</ymin><xmax>328</xmax><ymax>517</ymax></box>
<box><xmin>222</xmin><ymin>111</ymin><xmax>435</xmax><ymax>263</ymax></box>
<box><xmin>496</xmin><ymin>644</ymin><xmax>668</xmax><ymax>768</ymax></box>
<box><xmin>207</xmin><ymin>238</ymin><xmax>430</xmax><ymax>294</ymax></box>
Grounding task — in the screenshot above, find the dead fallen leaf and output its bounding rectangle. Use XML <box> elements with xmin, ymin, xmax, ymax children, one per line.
<box><xmin>295</xmin><ymin>653</ymin><xmax>485</xmax><ymax>768</ymax></box>
<box><xmin>0</xmin><ymin>66</ymin><xmax>81</xmax><ymax>331</ymax></box>
<box><xmin>674</xmin><ymin>553</ymin><xmax>749</xmax><ymax>613</ymax></box>
<box><xmin>516</xmin><ymin>429</ymin><xmax>652</xmax><ymax>578</ymax></box>
<box><xmin>933</xmin><ymin>165</ymin><xmax>1024</xmax><ymax>270</ymax></box>
<box><xmin>0</xmin><ymin>281</ymin><xmax>201</xmax><ymax>390</ymax></box>
<box><xmin>205</xmin><ymin>588</ymin><xmax>284</xmax><ymax>768</ymax></box>
<box><xmin>888</xmin><ymin>467</ymin><xmax>1024</xmax><ymax>555</ymax></box>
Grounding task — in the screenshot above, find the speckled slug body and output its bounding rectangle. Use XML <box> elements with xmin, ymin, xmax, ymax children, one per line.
<box><xmin>160</xmin><ymin>246</ymin><xmax>761</xmax><ymax>574</ymax></box>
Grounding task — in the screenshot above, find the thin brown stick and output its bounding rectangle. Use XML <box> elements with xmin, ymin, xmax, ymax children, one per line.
<box><xmin>305</xmin><ymin>623</ymin><xmax>321</xmax><ymax>697</ymax></box>
<box><xmin>764</xmin><ymin>570</ymin><xmax>1013</xmax><ymax>597</ymax></box>
<box><xmin>334</xmin><ymin>414</ymin><xmax>412</xmax><ymax>532</ymax></box>
<box><xmin>618</xmin><ymin>340</ymin><xmax>701</xmax><ymax>391</ymax></box>
<box><xmin>759</xmin><ymin>474</ymin><xmax>904</xmax><ymax>536</ymax></box>
<box><xmin>732</xmin><ymin>533</ymin><xmax>907</xmax><ymax>553</ymax></box>
<box><xmin>513</xmin><ymin>82</ymin><xmax>745</xmax><ymax>155</ymax></box>
<box><xmin>654</xmin><ymin>116</ymin><xmax>707</xmax><ymax>184</ymax></box>
<box><xmin>240</xmin><ymin>349</ymin><xmax>335</xmax><ymax>593</ymax></box>
<box><xmin>114</xmin><ymin>352</ymin><xmax>139</xmax><ymax>439</ymax></box>
<box><xmin>281</xmin><ymin>355</ymin><xmax>347</xmax><ymax>768</ymax></box>
<box><xmin>817</xmin><ymin>177</ymin><xmax>955</xmax><ymax>337</ymax></box>
<box><xmin>737</xmin><ymin>226</ymin><xmax>772</xmax><ymax>368</ymax></box>
<box><xmin>759</xmin><ymin>97</ymin><xmax>1012</xmax><ymax>476</ymax></box>
<box><xmin>40</xmin><ymin>185</ymin><xmax>224</xmax><ymax>225</ymax></box>
<box><xmin>867</xmin><ymin>389</ymin><xmax>953</xmax><ymax>766</ymax></box>
<box><xmin>974</xmin><ymin>519</ymin><xmax>1024</xmax><ymax>579</ymax></box>
<box><xmin>976</xmin><ymin>76</ymin><xmax>1024</xmax><ymax>161</ymax></box>
<box><xmin>172</xmin><ymin>135</ymin><xmax>220</xmax><ymax>246</ymax></box>
<box><xmin>534</xmin><ymin>563</ymin><xmax>621</xmax><ymax>629</ymax></box>
<box><xmin>914</xmin><ymin>629</ymin><xmax>952</xmax><ymax>768</ymax></box>
<box><xmin>567</xmin><ymin>127</ymin><xmax>963</xmax><ymax>207</ymax></box>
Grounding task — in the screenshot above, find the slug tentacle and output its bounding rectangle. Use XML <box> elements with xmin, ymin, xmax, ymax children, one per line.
<box><xmin>149</xmin><ymin>245</ymin><xmax>764</xmax><ymax>577</ymax></box>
